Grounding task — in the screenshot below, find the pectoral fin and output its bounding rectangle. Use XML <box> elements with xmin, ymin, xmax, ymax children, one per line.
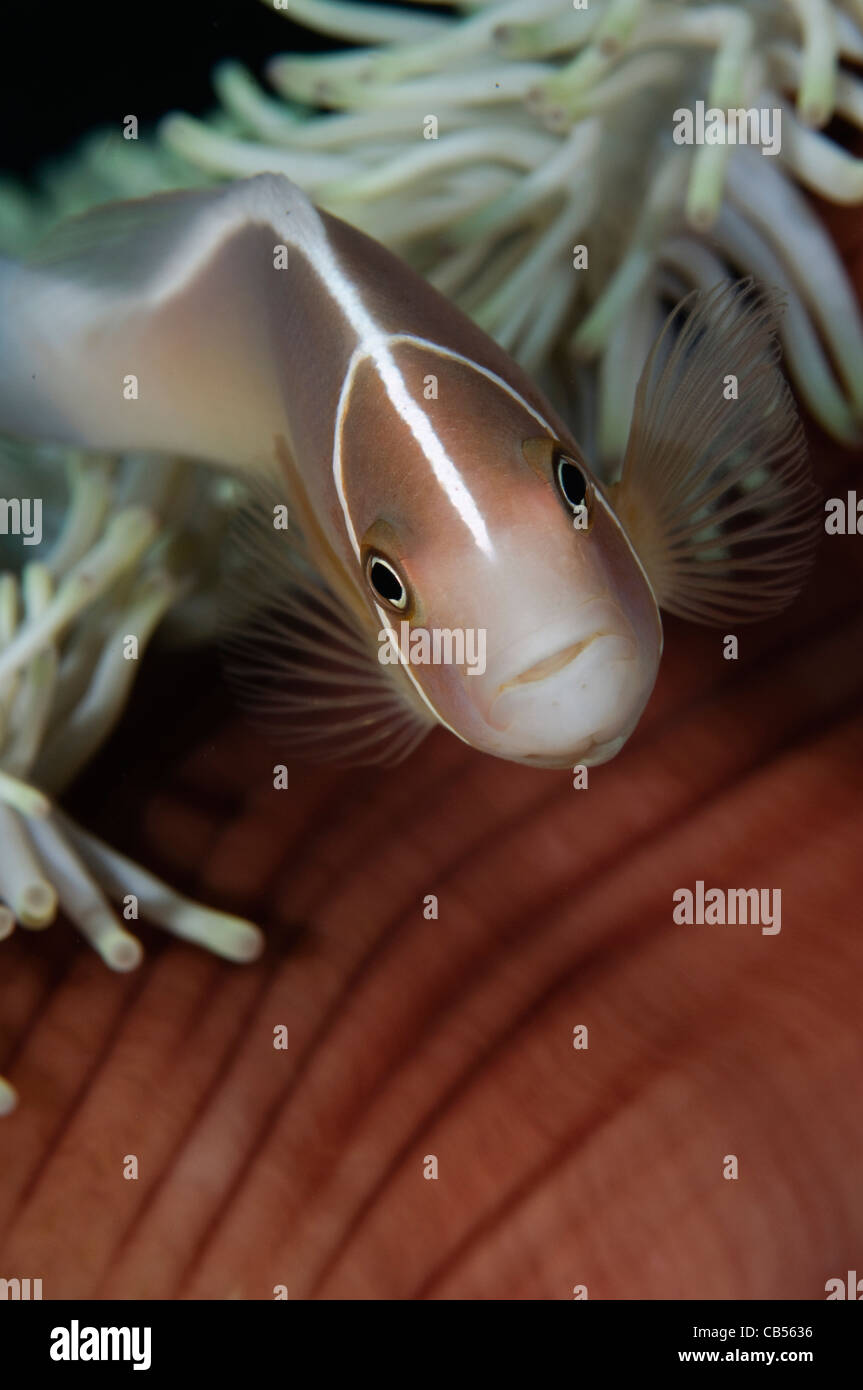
<box><xmin>610</xmin><ymin>279</ymin><xmax>819</xmax><ymax>625</ymax></box>
<box><xmin>219</xmin><ymin>466</ymin><xmax>434</xmax><ymax>766</ymax></box>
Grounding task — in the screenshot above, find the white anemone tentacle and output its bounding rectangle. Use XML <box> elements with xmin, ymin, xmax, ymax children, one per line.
<box><xmin>0</xmin><ymin>458</ymin><xmax>264</xmax><ymax>1113</ymax></box>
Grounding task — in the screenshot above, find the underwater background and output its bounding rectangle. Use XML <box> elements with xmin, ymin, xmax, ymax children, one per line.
<box><xmin>0</xmin><ymin>0</ymin><xmax>861</xmax><ymax>1301</ymax></box>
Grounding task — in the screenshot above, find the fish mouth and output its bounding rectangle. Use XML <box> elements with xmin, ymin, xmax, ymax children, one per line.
<box><xmin>484</xmin><ymin>629</ymin><xmax>639</xmax><ymax>739</ymax></box>
<box><xmin>496</xmin><ymin>633</ymin><xmax>607</xmax><ymax>692</ymax></box>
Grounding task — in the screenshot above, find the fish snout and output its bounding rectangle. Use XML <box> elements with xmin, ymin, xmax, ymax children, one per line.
<box><xmin>475</xmin><ymin>611</ymin><xmax>659</xmax><ymax>767</ymax></box>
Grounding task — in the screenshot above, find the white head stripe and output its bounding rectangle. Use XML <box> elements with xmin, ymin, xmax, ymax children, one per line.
<box><xmin>331</xmin><ymin>336</ymin><xmax>559</xmax><ymax>736</ymax></box>
<box><xmin>333</xmin><ymin>335</ymin><xmax>559</xmax><ymax>562</ymax></box>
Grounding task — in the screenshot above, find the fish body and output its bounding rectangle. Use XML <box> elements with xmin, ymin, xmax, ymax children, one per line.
<box><xmin>0</xmin><ymin>174</ymin><xmax>816</xmax><ymax>768</ymax></box>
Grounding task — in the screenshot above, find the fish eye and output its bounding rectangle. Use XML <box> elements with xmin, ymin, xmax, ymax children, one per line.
<box><xmin>522</xmin><ymin>437</ymin><xmax>594</xmax><ymax>529</ymax></box>
<box><xmin>366</xmin><ymin>553</ymin><xmax>409</xmax><ymax>611</ymax></box>
<box><xmin>555</xmin><ymin>453</ymin><xmax>590</xmax><ymax>514</ymax></box>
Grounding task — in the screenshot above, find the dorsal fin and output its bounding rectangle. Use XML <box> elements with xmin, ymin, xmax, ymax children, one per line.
<box><xmin>0</xmin><ymin>175</ymin><xmax>328</xmax><ymax>471</ymax></box>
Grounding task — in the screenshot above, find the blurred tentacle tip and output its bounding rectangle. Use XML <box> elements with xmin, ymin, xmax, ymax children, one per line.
<box><xmin>0</xmin><ymin>1076</ymin><xmax>19</xmax><ymax>1116</ymax></box>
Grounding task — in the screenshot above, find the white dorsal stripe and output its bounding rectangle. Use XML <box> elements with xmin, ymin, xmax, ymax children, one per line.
<box><xmin>333</xmin><ymin>333</ymin><xmax>560</xmax><ymax>562</ymax></box>
<box><xmin>295</xmin><ymin>212</ymin><xmax>492</xmax><ymax>554</ymax></box>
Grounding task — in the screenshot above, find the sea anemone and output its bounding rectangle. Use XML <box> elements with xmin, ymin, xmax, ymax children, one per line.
<box><xmin>1</xmin><ymin>0</ymin><xmax>861</xmax><ymax>1111</ymax></box>
<box><xmin>0</xmin><ymin>449</ymin><xmax>263</xmax><ymax>1113</ymax></box>
<box><xmin>153</xmin><ymin>0</ymin><xmax>863</xmax><ymax>454</ymax></box>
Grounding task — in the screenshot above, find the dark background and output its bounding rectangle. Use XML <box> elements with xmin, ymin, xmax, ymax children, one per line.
<box><xmin>0</xmin><ymin>0</ymin><xmax>334</xmax><ymax>178</ymax></box>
